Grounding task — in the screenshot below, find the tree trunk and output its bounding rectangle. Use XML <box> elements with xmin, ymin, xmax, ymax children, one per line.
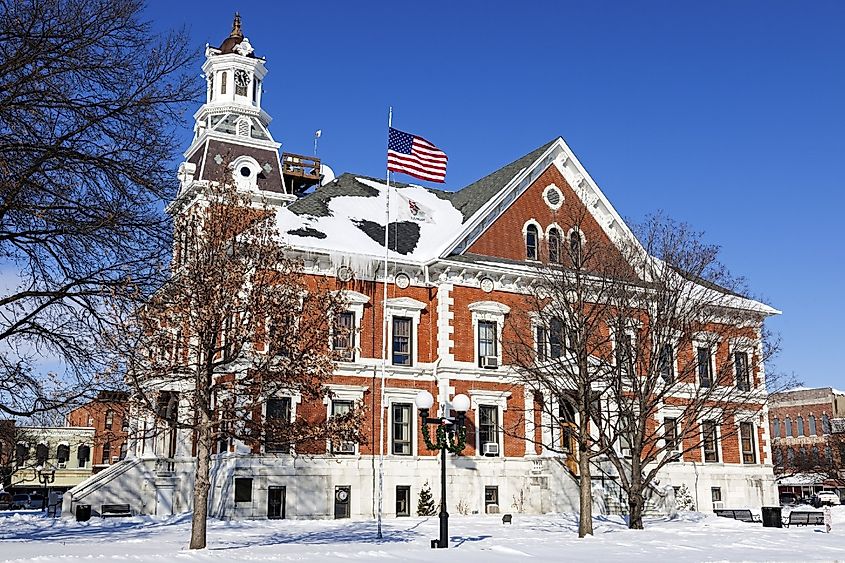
<box><xmin>190</xmin><ymin>410</ymin><xmax>211</xmax><ymax>550</ymax></box>
<box><xmin>578</xmin><ymin>444</ymin><xmax>593</xmax><ymax>537</ymax></box>
<box><xmin>627</xmin><ymin>490</ymin><xmax>645</xmax><ymax>530</ymax></box>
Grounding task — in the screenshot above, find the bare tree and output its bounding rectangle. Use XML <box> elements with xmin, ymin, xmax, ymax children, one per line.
<box><xmin>0</xmin><ymin>0</ymin><xmax>197</xmax><ymax>418</ymax></box>
<box><xmin>116</xmin><ymin>175</ymin><xmax>362</xmax><ymax>550</ymax></box>
<box><xmin>510</xmin><ymin>209</ymin><xmax>784</xmax><ymax>531</ymax></box>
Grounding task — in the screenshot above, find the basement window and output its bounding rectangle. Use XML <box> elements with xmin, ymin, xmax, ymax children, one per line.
<box><xmin>234</xmin><ymin>478</ymin><xmax>253</xmax><ymax>503</ymax></box>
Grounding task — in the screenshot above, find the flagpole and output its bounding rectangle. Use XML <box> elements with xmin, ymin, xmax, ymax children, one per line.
<box><xmin>377</xmin><ymin>106</ymin><xmax>392</xmax><ymax>541</ymax></box>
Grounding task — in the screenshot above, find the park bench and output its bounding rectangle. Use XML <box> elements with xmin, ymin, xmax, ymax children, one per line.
<box><xmin>101</xmin><ymin>503</ymin><xmax>132</xmax><ymax>518</ymax></box>
<box><xmin>783</xmin><ymin>511</ymin><xmax>823</xmax><ymax>527</ymax></box>
<box><xmin>714</xmin><ymin>509</ymin><xmax>760</xmax><ymax>523</ymax></box>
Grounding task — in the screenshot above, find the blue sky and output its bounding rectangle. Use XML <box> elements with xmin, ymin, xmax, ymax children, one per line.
<box><xmin>145</xmin><ymin>1</ymin><xmax>845</xmax><ymax>388</ymax></box>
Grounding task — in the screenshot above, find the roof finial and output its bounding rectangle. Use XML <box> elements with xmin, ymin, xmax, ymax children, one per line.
<box><xmin>230</xmin><ymin>12</ymin><xmax>243</xmax><ymax>38</ymax></box>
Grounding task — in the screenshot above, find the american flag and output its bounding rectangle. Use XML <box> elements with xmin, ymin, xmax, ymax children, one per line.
<box><xmin>387</xmin><ymin>127</ymin><xmax>448</xmax><ymax>183</ymax></box>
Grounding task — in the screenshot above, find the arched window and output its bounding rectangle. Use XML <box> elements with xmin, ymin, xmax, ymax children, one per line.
<box><xmin>569</xmin><ymin>229</ymin><xmax>583</xmax><ymax>265</ymax></box>
<box><xmin>822</xmin><ymin>414</ymin><xmax>831</xmax><ymax>434</ymax></box>
<box><xmin>796</xmin><ymin>416</ymin><xmax>804</xmax><ymax>437</ymax></box>
<box><xmin>525</xmin><ymin>224</ymin><xmax>538</xmax><ymax>260</ymax></box>
<box><xmin>808</xmin><ymin>415</ymin><xmax>817</xmax><ymax>436</ymax></box>
<box><xmin>220</xmin><ymin>71</ymin><xmax>227</xmax><ymax>95</ymax></box>
<box><xmin>825</xmin><ymin>446</ymin><xmax>833</xmax><ymax>464</ymax></box>
<box><xmin>772</xmin><ymin>417</ymin><xmax>780</xmax><ymax>438</ymax></box>
<box><xmin>811</xmin><ymin>445</ymin><xmax>820</xmax><ymax>466</ymax></box>
<box><xmin>77</xmin><ymin>444</ymin><xmax>90</xmax><ymax>467</ymax></box>
<box><xmin>35</xmin><ymin>443</ymin><xmax>48</xmax><ymax>465</ymax></box>
<box><xmin>784</xmin><ymin>417</ymin><xmax>792</xmax><ymax>437</ymax></box>
<box><xmin>15</xmin><ymin>443</ymin><xmax>28</xmax><ymax>467</ymax></box>
<box><xmin>548</xmin><ymin>228</ymin><xmax>561</xmax><ymax>263</ymax></box>
<box><xmin>56</xmin><ymin>444</ymin><xmax>70</xmax><ymax>464</ymax></box>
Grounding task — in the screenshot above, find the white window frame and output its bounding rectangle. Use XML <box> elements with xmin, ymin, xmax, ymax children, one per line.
<box><xmin>469</xmin><ymin>390</ymin><xmax>510</xmax><ymax>457</ymax></box>
<box><xmin>700</xmin><ymin>414</ymin><xmax>723</xmax><ymax>464</ymax></box>
<box><xmin>610</xmin><ymin>322</ymin><xmax>638</xmax><ymax>376</ymax></box>
<box><xmin>542</xmin><ymin>184</ymin><xmax>564</xmax><ymax>211</ymax></box>
<box><xmin>323</xmin><ymin>384</ymin><xmax>367</xmax><ymax>455</ymax></box>
<box><xmin>384</xmin><ymin>387</ymin><xmax>420</xmax><ymax>457</ymax></box>
<box><xmin>385</xmin><ymin>297</ymin><xmax>425</xmax><ymax>367</ymax></box>
<box><xmin>730</xmin><ymin>337</ymin><xmax>755</xmax><ymax>390</ymax></box>
<box><xmin>735</xmin><ymin>413</ymin><xmax>757</xmax><ymax>465</ymax></box>
<box><xmin>693</xmin><ymin>333</ymin><xmax>719</xmax><ymax>388</ymax></box>
<box><xmin>469</xmin><ymin>301</ymin><xmax>510</xmax><ymax>369</ymax></box>
<box><xmin>262</xmin><ymin>391</ymin><xmax>302</xmax><ymax>455</ymax></box>
<box><xmin>522</xmin><ymin>219</ymin><xmax>543</xmax><ymax>261</ymax></box>
<box><xmin>660</xmin><ymin>408</ymin><xmax>684</xmax><ymax>461</ymax></box>
<box><xmin>330</xmin><ymin>290</ymin><xmax>369</xmax><ymax>362</ymax></box>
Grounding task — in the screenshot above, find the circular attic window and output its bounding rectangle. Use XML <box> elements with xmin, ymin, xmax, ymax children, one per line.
<box><xmin>543</xmin><ymin>184</ymin><xmax>564</xmax><ymax>211</ymax></box>
<box><xmin>240</xmin><ymin>166</ymin><xmax>251</xmax><ymax>177</ymax></box>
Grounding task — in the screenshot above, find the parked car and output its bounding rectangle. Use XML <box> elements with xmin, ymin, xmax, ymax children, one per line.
<box><xmin>0</xmin><ymin>492</ymin><xmax>12</xmax><ymax>510</ymax></box>
<box><xmin>11</xmin><ymin>493</ymin><xmax>42</xmax><ymax>509</ymax></box>
<box><xmin>816</xmin><ymin>491</ymin><xmax>841</xmax><ymax>506</ymax></box>
<box><xmin>779</xmin><ymin>493</ymin><xmax>797</xmax><ymax>506</ymax></box>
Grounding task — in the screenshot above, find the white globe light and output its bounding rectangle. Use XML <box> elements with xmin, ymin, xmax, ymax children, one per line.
<box><xmin>451</xmin><ymin>394</ymin><xmax>471</xmax><ymax>413</ymax></box>
<box><xmin>415</xmin><ymin>390</ymin><xmax>434</xmax><ymax>410</ymax></box>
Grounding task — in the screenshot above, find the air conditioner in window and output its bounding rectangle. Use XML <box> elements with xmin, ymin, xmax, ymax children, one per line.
<box><xmin>335</xmin><ymin>442</ymin><xmax>355</xmax><ymax>454</ymax></box>
<box><xmin>480</xmin><ymin>356</ymin><xmax>499</xmax><ymax>369</ymax></box>
<box><xmin>621</xmin><ymin>447</ymin><xmax>632</xmax><ymax>458</ymax></box>
<box><xmin>112</xmin><ymin>456</ymin><xmax>120</xmax><ymax>462</ymax></box>
<box><xmin>57</xmin><ymin>462</ymin><xmax>67</xmax><ymax>469</ymax></box>
<box><xmin>712</xmin><ymin>501</ymin><xmax>724</xmax><ymax>510</ymax></box>
<box><xmin>483</xmin><ymin>442</ymin><xmax>499</xmax><ymax>456</ymax></box>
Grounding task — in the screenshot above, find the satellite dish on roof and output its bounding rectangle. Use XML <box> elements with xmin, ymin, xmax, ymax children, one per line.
<box><xmin>319</xmin><ymin>163</ymin><xmax>336</xmax><ymax>186</ymax></box>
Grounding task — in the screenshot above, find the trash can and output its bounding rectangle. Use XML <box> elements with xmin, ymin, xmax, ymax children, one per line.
<box><xmin>761</xmin><ymin>506</ymin><xmax>782</xmax><ymax>528</ymax></box>
<box><xmin>75</xmin><ymin>504</ymin><xmax>91</xmax><ymax>522</ymax></box>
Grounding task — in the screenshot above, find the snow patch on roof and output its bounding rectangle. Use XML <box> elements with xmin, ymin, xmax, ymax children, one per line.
<box><xmin>277</xmin><ymin>177</ymin><xmax>464</xmax><ymax>263</ymax></box>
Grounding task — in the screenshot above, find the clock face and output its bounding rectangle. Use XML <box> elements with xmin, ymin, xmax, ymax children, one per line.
<box><xmin>234</xmin><ymin>70</ymin><xmax>250</xmax><ymax>87</ymax></box>
<box><xmin>395</xmin><ymin>273</ymin><xmax>411</xmax><ymax>289</ymax></box>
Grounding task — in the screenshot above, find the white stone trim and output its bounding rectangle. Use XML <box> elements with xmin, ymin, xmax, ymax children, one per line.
<box><xmin>469</xmin><ymin>390</ymin><xmax>511</xmax><ymax>458</ymax></box>
<box><xmin>384</xmin><ymin>388</ymin><xmax>419</xmax><ymax>457</ymax></box>
<box><xmin>385</xmin><ymin>297</ymin><xmax>425</xmax><ymax>367</ymax></box>
<box><xmin>323</xmin><ymin>384</ymin><xmax>367</xmax><ymax>455</ymax></box>
<box><xmin>436</xmin><ymin>283</ymin><xmax>455</xmax><ymax>363</ymax></box>
<box><xmin>331</xmin><ymin>290</ymin><xmax>370</xmax><ymax>362</ymax></box>
<box><xmin>469</xmin><ymin>301</ymin><xmax>509</xmax><ymax>369</ymax></box>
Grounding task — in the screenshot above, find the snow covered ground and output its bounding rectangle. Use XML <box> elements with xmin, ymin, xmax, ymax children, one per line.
<box><xmin>1</xmin><ymin>508</ymin><xmax>844</xmax><ymax>562</ymax></box>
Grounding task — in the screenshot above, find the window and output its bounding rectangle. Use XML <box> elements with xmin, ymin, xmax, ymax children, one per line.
<box><xmin>331</xmin><ymin>400</ymin><xmax>355</xmax><ymax>454</ymax></box>
<box><xmin>15</xmin><ymin>443</ymin><xmax>28</xmax><ymax>467</ymax></box>
<box><xmin>333</xmin><ymin>311</ymin><xmax>356</xmax><ymax>361</ymax></box>
<box><xmin>548</xmin><ymin>228</ymin><xmax>561</xmax><ymax>264</ymax></box>
<box><xmin>220</xmin><ymin>71</ymin><xmax>227</xmax><ymax>95</ymax></box>
<box><xmin>56</xmin><ymin>444</ymin><xmax>69</xmax><ymax>464</ymax></box>
<box><xmin>391</xmin><ymin>403</ymin><xmax>413</xmax><ymax>456</ymax></box>
<box><xmin>785</xmin><ymin>416</ymin><xmax>793</xmax><ymax>437</ymax></box>
<box><xmin>711</xmin><ymin>487</ymin><xmax>722</xmax><ymax>506</ymax></box>
<box><xmin>702</xmin><ymin>421</ymin><xmax>719</xmax><ymax>462</ymax></box>
<box><xmin>536</xmin><ymin>325</ymin><xmax>548</xmax><ymax>361</ymax></box>
<box><xmin>479</xmin><ymin>405</ymin><xmax>499</xmax><ymax>456</ymax></box>
<box><xmin>826</xmin><ymin>446</ymin><xmax>834</xmax><ymax>464</ymax></box>
<box><xmin>550</xmin><ymin>318</ymin><xmax>563</xmax><ymax>359</ymax></box>
<box><xmin>822</xmin><ymin>414</ymin><xmax>831</xmax><ymax>434</ymax></box>
<box><xmin>740</xmin><ymin>422</ymin><xmax>756</xmax><ymax>464</ymax></box>
<box><xmin>392</xmin><ymin>317</ymin><xmax>412</xmax><ymax>366</ymax></box>
<box><xmin>664</xmin><ymin>417</ymin><xmax>679</xmax><ymax>453</ymax></box>
<box><xmin>477</xmin><ymin>321</ymin><xmax>497</xmax><ymax>367</ymax></box>
<box><xmin>772</xmin><ymin>417</ymin><xmax>781</xmax><ymax>438</ymax></box>
<box><xmin>105</xmin><ymin>409</ymin><xmax>115</xmax><ymax>431</ymax></box>
<box><xmin>35</xmin><ymin>443</ymin><xmax>48</xmax><ymax>466</ymax></box>
<box><xmin>100</xmin><ymin>441</ymin><xmax>111</xmax><ymax>464</ymax></box>
<box><xmin>697</xmin><ymin>347</ymin><xmax>712</xmax><ymax>387</ymax></box>
<box><xmin>266</xmin><ymin>397</ymin><xmax>292</xmax><ymax>453</ymax></box>
<box><xmin>234</xmin><ymin>478</ymin><xmax>252</xmax><ymax>502</ymax></box>
<box><xmin>569</xmin><ymin>230</ymin><xmax>583</xmax><ymax>265</ymax></box>
<box><xmin>396</xmin><ymin>486</ymin><xmax>411</xmax><ymax>517</ymax></box>
<box><xmin>485</xmin><ymin>486</ymin><xmax>499</xmax><ymax>511</ymax></box>
<box><xmin>77</xmin><ymin>445</ymin><xmax>90</xmax><ymax>466</ymax></box>
<box><xmin>222</xmin><ymin>313</ymin><xmax>234</xmax><ymax>361</ymax></box>
<box><xmin>796</xmin><ymin>416</ymin><xmax>805</xmax><ymax>437</ymax></box>
<box><xmin>525</xmin><ymin>224</ymin><xmax>539</xmax><ymax>260</ymax></box>
<box><xmin>119</xmin><ymin>442</ymin><xmax>127</xmax><ymax>460</ymax></box>
<box><xmin>559</xmin><ymin>401</ymin><xmax>576</xmax><ymax>453</ymax></box>
<box><xmin>734</xmin><ymin>351</ymin><xmax>750</xmax><ymax>390</ymax></box>
<box><xmin>658</xmin><ymin>344</ymin><xmax>674</xmax><ymax>383</ymax></box>
<box><xmin>253</xmin><ymin>78</ymin><xmax>261</xmax><ymax>103</ymax></box>
<box><xmin>811</xmin><ymin>445</ymin><xmax>820</xmax><ymax>466</ymax></box>
<box><xmin>615</xmin><ymin>330</ymin><xmax>633</xmax><ymax>374</ymax></box>
<box><xmin>809</xmin><ymin>415</ymin><xmax>817</xmax><ymax>436</ymax></box>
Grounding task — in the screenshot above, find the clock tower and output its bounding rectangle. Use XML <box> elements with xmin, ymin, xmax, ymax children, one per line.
<box><xmin>175</xmin><ymin>14</ymin><xmax>319</xmax><ymax>205</ymax></box>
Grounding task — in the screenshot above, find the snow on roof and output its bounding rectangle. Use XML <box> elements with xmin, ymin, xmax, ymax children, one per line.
<box><xmin>277</xmin><ymin>176</ymin><xmax>464</xmax><ymax>263</ymax></box>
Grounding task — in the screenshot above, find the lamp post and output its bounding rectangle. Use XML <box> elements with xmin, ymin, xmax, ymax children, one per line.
<box><xmin>414</xmin><ymin>390</ymin><xmax>470</xmax><ymax>549</ymax></box>
<box><xmin>35</xmin><ymin>466</ymin><xmax>55</xmax><ymax>511</ymax></box>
